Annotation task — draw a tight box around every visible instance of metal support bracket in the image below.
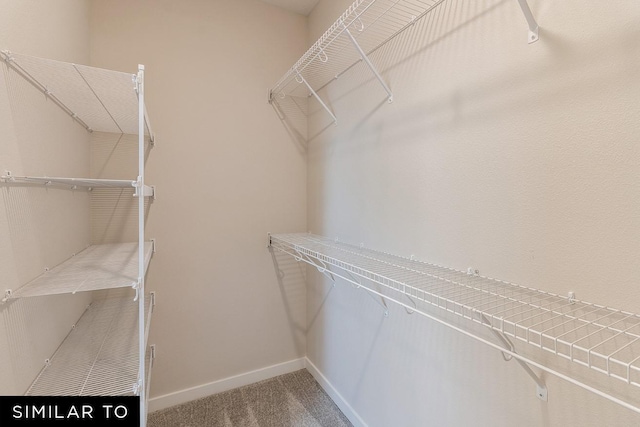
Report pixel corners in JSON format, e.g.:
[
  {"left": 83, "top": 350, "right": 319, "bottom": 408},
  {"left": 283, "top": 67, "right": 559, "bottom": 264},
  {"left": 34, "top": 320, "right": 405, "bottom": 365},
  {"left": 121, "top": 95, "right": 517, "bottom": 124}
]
[
  {"left": 368, "top": 291, "right": 389, "bottom": 317},
  {"left": 294, "top": 70, "right": 338, "bottom": 124},
  {"left": 404, "top": 293, "right": 416, "bottom": 315},
  {"left": 150, "top": 292, "right": 156, "bottom": 315},
  {"left": 343, "top": 270, "right": 389, "bottom": 317},
  {"left": 133, "top": 379, "right": 142, "bottom": 396},
  {"left": 133, "top": 278, "right": 141, "bottom": 302},
  {"left": 342, "top": 21, "right": 393, "bottom": 103},
  {"left": 1, "top": 289, "right": 12, "bottom": 304},
  {"left": 516, "top": 0, "right": 540, "bottom": 43},
  {"left": 479, "top": 312, "right": 547, "bottom": 401},
  {"left": 298, "top": 251, "right": 337, "bottom": 285}
]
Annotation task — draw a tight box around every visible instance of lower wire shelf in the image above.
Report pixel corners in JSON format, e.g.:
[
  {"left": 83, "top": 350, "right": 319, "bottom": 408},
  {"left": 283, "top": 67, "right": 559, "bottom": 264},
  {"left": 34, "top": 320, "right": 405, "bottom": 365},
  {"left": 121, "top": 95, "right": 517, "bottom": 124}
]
[
  {"left": 25, "top": 293, "right": 155, "bottom": 396},
  {"left": 269, "top": 233, "right": 640, "bottom": 413}
]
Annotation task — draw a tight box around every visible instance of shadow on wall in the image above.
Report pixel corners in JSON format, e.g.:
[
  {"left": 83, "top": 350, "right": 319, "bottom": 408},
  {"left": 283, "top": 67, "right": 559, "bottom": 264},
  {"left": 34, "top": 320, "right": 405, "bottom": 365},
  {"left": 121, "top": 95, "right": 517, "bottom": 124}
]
[
  {"left": 330, "top": 0, "right": 640, "bottom": 148},
  {"left": 90, "top": 131, "right": 154, "bottom": 245},
  {"left": 269, "top": 0, "right": 539, "bottom": 145},
  {"left": 269, "top": 248, "right": 307, "bottom": 356}
]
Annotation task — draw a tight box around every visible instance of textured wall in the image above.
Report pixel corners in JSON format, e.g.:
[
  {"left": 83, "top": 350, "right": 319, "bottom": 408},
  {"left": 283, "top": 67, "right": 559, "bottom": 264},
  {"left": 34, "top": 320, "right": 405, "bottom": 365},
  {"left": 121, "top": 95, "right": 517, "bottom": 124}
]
[
  {"left": 0, "top": 0, "right": 92, "bottom": 395},
  {"left": 89, "top": 0, "right": 309, "bottom": 401},
  {"left": 306, "top": 0, "right": 640, "bottom": 425}
]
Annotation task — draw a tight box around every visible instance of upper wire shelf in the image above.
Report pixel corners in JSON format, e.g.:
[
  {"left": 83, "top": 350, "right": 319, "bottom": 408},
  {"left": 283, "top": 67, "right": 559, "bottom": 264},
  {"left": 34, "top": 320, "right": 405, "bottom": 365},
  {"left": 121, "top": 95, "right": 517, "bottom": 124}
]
[
  {"left": 269, "top": 233, "right": 640, "bottom": 413},
  {"left": 0, "top": 50, "right": 154, "bottom": 141},
  {"left": 268, "top": 0, "right": 539, "bottom": 123},
  {"left": 26, "top": 293, "right": 155, "bottom": 396}
]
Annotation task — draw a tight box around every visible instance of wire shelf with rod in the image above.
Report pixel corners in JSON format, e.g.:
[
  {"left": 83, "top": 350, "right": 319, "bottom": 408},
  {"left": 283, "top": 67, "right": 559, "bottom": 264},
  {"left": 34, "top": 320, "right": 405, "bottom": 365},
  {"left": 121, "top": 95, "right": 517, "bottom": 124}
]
[
  {"left": 269, "top": 233, "right": 640, "bottom": 414},
  {"left": 268, "top": 0, "right": 539, "bottom": 123},
  {"left": 26, "top": 293, "right": 155, "bottom": 396}
]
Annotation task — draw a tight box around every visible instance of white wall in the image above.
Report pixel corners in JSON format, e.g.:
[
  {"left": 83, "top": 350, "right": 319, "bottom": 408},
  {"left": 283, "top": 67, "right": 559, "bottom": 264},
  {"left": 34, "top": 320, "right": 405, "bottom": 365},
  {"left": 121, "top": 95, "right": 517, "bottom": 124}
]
[
  {"left": 306, "top": 0, "right": 640, "bottom": 426},
  {"left": 89, "top": 0, "right": 309, "bottom": 400},
  {"left": 0, "top": 0, "right": 92, "bottom": 394}
]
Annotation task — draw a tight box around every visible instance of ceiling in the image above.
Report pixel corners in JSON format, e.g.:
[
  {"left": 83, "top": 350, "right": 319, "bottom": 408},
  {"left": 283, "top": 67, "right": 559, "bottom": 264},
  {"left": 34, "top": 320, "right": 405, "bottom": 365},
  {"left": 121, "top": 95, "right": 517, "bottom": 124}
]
[{"left": 259, "top": 0, "right": 321, "bottom": 16}]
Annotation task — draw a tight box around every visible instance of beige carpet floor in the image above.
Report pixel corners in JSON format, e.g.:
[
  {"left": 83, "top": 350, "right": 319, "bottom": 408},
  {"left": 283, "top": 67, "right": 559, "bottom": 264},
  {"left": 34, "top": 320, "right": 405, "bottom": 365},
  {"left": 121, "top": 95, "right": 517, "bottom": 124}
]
[{"left": 148, "top": 369, "right": 353, "bottom": 427}]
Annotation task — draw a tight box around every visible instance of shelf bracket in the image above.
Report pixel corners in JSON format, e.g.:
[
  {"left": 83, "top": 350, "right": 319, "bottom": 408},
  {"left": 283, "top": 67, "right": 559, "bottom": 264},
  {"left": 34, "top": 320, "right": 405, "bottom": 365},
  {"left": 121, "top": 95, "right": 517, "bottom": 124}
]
[
  {"left": 367, "top": 291, "right": 389, "bottom": 317},
  {"left": 294, "top": 70, "right": 338, "bottom": 124},
  {"left": 516, "top": 0, "right": 540, "bottom": 44},
  {"left": 479, "top": 312, "right": 547, "bottom": 401},
  {"left": 342, "top": 21, "right": 393, "bottom": 103},
  {"left": 403, "top": 293, "right": 416, "bottom": 315},
  {"left": 294, "top": 249, "right": 337, "bottom": 285},
  {"left": 132, "top": 379, "right": 142, "bottom": 396},
  {"left": 133, "top": 278, "right": 141, "bottom": 302},
  {"left": 1, "top": 289, "right": 12, "bottom": 304},
  {"left": 343, "top": 270, "right": 389, "bottom": 317}
]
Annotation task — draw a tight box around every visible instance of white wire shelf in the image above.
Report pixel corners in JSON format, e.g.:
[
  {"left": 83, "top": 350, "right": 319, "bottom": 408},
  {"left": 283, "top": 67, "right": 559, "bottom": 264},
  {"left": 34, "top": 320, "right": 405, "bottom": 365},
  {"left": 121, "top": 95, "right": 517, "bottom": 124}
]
[
  {"left": 0, "top": 50, "right": 154, "bottom": 140},
  {"left": 25, "top": 293, "right": 155, "bottom": 396},
  {"left": 5, "top": 242, "right": 154, "bottom": 300},
  {"left": 1, "top": 173, "right": 155, "bottom": 197},
  {"left": 269, "top": 0, "right": 538, "bottom": 121},
  {"left": 269, "top": 233, "right": 640, "bottom": 412}
]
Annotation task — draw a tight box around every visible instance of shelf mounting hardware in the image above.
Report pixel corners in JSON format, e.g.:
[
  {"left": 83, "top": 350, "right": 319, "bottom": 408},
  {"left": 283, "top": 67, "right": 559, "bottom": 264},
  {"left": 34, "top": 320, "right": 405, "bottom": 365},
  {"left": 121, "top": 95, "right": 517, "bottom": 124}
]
[
  {"left": 516, "top": 0, "right": 540, "bottom": 43},
  {"left": 341, "top": 20, "right": 393, "bottom": 103},
  {"left": 1, "top": 289, "right": 12, "bottom": 304},
  {"left": 469, "top": 267, "right": 547, "bottom": 400},
  {"left": 480, "top": 312, "right": 547, "bottom": 401},
  {"left": 294, "top": 70, "right": 337, "bottom": 124}
]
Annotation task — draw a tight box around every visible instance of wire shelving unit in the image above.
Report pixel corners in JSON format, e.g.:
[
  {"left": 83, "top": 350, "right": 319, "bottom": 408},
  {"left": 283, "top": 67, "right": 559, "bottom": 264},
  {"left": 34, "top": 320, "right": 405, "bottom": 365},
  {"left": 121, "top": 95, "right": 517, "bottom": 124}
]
[
  {"left": 268, "top": 0, "right": 539, "bottom": 124},
  {"left": 269, "top": 233, "right": 640, "bottom": 414},
  {"left": 1, "top": 50, "right": 155, "bottom": 426}
]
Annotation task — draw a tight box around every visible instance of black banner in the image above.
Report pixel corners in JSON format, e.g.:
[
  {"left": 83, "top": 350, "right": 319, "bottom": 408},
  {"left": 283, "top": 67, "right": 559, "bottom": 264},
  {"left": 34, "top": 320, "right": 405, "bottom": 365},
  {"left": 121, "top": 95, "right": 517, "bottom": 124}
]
[{"left": 0, "top": 396, "right": 140, "bottom": 426}]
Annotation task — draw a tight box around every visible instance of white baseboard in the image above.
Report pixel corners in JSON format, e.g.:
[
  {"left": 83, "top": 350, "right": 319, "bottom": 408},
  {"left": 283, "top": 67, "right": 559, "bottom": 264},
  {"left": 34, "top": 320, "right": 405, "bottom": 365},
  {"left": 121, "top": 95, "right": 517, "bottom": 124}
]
[
  {"left": 305, "top": 358, "right": 368, "bottom": 427},
  {"left": 148, "top": 358, "right": 306, "bottom": 412}
]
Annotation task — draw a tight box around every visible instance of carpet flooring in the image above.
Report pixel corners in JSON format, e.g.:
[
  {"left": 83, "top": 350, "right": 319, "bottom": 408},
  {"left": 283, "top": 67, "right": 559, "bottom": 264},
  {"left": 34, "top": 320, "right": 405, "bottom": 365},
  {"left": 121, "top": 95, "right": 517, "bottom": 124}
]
[{"left": 148, "top": 370, "right": 353, "bottom": 427}]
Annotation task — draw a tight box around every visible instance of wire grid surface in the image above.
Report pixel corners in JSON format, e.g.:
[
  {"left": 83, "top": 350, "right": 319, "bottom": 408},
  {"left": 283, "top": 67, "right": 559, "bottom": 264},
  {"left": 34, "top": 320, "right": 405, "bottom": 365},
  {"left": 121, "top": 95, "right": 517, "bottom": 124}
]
[
  {"left": 4, "top": 52, "right": 141, "bottom": 134},
  {"left": 270, "top": 234, "right": 640, "bottom": 387},
  {"left": 26, "top": 294, "right": 152, "bottom": 396},
  {"left": 10, "top": 242, "right": 154, "bottom": 299},
  {"left": 271, "top": 0, "right": 444, "bottom": 101}
]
